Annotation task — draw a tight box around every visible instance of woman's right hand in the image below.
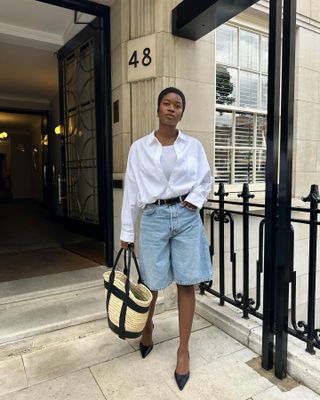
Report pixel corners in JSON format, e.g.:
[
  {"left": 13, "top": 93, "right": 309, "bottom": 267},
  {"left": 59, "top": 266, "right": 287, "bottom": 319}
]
[{"left": 121, "top": 241, "right": 132, "bottom": 249}]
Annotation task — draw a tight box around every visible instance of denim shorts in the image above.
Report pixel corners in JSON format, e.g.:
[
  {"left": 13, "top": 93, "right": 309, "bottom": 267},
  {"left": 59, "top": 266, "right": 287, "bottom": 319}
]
[{"left": 139, "top": 203, "right": 213, "bottom": 291}]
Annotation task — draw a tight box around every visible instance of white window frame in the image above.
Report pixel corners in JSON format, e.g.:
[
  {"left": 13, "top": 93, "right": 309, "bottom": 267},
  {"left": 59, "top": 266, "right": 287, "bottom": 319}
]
[{"left": 214, "top": 23, "right": 268, "bottom": 192}]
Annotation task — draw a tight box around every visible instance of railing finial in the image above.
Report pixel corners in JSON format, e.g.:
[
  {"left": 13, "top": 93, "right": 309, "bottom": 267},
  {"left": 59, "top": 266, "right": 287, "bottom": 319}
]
[
  {"left": 214, "top": 182, "right": 229, "bottom": 197},
  {"left": 238, "top": 183, "right": 255, "bottom": 200},
  {"left": 302, "top": 184, "right": 320, "bottom": 203}
]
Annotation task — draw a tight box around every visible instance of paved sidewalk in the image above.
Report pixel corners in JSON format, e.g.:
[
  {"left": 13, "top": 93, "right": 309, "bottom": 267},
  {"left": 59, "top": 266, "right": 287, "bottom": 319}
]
[{"left": 0, "top": 310, "right": 319, "bottom": 400}]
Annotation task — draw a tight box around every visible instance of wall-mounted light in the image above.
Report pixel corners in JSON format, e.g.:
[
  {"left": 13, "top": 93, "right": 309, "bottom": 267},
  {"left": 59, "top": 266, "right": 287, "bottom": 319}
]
[
  {"left": 0, "top": 132, "right": 8, "bottom": 139},
  {"left": 41, "top": 134, "right": 48, "bottom": 146},
  {"left": 55, "top": 125, "right": 62, "bottom": 135}
]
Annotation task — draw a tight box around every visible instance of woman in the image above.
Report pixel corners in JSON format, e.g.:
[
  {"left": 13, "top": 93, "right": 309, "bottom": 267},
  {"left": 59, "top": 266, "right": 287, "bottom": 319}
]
[{"left": 120, "top": 87, "right": 212, "bottom": 391}]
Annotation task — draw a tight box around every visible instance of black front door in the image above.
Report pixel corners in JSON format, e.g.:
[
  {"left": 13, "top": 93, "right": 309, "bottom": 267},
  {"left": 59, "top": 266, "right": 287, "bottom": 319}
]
[{"left": 58, "top": 17, "right": 107, "bottom": 243}]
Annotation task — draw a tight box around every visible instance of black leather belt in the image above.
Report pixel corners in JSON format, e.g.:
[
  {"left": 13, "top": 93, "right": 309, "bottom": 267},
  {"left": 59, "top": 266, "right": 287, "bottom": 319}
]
[{"left": 152, "top": 194, "right": 188, "bottom": 205}]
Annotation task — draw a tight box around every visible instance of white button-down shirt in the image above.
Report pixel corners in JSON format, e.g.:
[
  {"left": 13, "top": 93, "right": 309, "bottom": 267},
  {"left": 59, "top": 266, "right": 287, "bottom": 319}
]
[{"left": 120, "top": 130, "right": 212, "bottom": 242}]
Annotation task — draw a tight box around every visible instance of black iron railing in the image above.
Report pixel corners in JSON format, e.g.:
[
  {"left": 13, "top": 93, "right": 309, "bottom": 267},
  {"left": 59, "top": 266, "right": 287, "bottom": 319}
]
[{"left": 200, "top": 182, "right": 320, "bottom": 355}]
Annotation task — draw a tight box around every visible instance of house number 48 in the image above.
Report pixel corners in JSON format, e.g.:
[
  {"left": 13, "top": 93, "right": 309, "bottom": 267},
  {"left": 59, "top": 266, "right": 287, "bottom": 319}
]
[{"left": 128, "top": 48, "right": 152, "bottom": 68}]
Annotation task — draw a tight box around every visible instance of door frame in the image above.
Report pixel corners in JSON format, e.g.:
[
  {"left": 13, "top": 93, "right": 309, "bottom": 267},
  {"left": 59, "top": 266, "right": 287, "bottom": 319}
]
[{"left": 37, "top": 0, "right": 114, "bottom": 267}]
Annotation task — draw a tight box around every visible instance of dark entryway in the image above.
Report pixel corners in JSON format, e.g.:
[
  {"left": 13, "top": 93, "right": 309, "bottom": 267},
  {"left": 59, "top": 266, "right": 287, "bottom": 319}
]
[
  {"left": 0, "top": 202, "right": 100, "bottom": 282},
  {"left": 0, "top": 0, "right": 113, "bottom": 284}
]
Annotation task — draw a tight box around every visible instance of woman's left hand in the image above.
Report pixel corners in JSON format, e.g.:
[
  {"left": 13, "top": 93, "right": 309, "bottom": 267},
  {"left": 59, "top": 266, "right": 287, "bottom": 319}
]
[{"left": 181, "top": 200, "right": 197, "bottom": 210}]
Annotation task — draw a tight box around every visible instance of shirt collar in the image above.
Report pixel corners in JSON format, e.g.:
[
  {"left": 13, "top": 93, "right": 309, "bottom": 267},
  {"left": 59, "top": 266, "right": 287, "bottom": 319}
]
[{"left": 146, "top": 130, "right": 187, "bottom": 146}]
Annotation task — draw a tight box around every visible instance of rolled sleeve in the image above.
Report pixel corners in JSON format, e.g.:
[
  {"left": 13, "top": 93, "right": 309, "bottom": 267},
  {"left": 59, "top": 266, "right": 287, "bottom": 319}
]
[
  {"left": 186, "top": 143, "right": 212, "bottom": 209},
  {"left": 185, "top": 192, "right": 206, "bottom": 209}
]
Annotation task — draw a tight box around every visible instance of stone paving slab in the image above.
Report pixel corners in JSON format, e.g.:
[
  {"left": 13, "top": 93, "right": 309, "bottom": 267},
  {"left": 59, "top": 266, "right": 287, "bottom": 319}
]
[
  {"left": 129, "top": 308, "right": 211, "bottom": 350},
  {"left": 91, "top": 332, "right": 208, "bottom": 400},
  {"left": 0, "top": 369, "right": 105, "bottom": 400},
  {"left": 119, "top": 382, "right": 179, "bottom": 399},
  {"left": 252, "top": 385, "right": 320, "bottom": 400},
  {"left": 90, "top": 322, "right": 247, "bottom": 400},
  {"left": 190, "top": 324, "right": 243, "bottom": 363},
  {"left": 0, "top": 357, "right": 27, "bottom": 397},
  {"left": 22, "top": 329, "right": 133, "bottom": 386},
  {"left": 165, "top": 347, "right": 274, "bottom": 400}
]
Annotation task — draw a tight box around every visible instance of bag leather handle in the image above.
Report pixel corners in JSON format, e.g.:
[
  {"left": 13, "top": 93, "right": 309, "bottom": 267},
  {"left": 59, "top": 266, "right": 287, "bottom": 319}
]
[{"left": 106, "top": 245, "right": 143, "bottom": 339}]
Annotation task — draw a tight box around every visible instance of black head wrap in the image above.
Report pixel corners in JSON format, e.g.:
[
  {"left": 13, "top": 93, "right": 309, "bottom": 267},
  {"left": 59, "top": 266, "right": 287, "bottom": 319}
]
[{"left": 157, "top": 87, "right": 186, "bottom": 113}]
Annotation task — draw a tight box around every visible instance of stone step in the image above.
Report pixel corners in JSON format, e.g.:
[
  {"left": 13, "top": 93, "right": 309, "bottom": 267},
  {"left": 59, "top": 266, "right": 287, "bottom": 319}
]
[
  {"left": 0, "top": 284, "right": 107, "bottom": 347},
  {"left": 0, "top": 317, "right": 134, "bottom": 397},
  {"left": 0, "top": 317, "right": 108, "bottom": 359},
  {"left": 0, "top": 275, "right": 168, "bottom": 358},
  {"left": 0, "top": 265, "right": 166, "bottom": 357},
  {"left": 0, "top": 266, "right": 109, "bottom": 358},
  {"left": 0, "top": 266, "right": 106, "bottom": 309}
]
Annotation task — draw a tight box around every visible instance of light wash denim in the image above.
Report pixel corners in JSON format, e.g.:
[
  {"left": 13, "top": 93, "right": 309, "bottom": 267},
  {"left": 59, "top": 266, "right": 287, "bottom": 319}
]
[{"left": 139, "top": 203, "right": 213, "bottom": 291}]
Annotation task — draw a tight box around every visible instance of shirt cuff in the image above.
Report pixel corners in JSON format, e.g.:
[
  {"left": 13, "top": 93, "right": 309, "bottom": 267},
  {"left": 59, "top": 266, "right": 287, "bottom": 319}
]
[
  {"left": 185, "top": 192, "right": 205, "bottom": 209},
  {"left": 120, "top": 230, "right": 135, "bottom": 243}
]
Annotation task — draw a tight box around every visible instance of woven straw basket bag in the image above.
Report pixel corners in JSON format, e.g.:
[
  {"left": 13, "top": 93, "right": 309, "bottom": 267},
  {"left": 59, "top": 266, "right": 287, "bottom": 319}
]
[{"left": 104, "top": 246, "right": 152, "bottom": 339}]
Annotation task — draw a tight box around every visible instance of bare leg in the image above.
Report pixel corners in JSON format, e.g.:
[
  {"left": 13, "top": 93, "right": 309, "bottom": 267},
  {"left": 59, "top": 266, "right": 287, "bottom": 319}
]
[
  {"left": 176, "top": 284, "right": 195, "bottom": 374},
  {"left": 140, "top": 291, "right": 158, "bottom": 346}
]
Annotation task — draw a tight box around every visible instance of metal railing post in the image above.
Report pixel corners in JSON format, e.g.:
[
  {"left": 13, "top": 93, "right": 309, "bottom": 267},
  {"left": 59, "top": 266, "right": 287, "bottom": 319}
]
[
  {"left": 262, "top": 0, "right": 282, "bottom": 371},
  {"left": 274, "top": 0, "right": 297, "bottom": 379},
  {"left": 238, "top": 183, "right": 254, "bottom": 319},
  {"left": 215, "top": 183, "right": 228, "bottom": 306}
]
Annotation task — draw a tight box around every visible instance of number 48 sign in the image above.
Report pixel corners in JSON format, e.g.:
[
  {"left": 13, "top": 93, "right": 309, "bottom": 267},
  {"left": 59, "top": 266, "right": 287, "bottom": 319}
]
[
  {"left": 127, "top": 34, "right": 156, "bottom": 82},
  {"left": 129, "top": 48, "right": 152, "bottom": 68}
]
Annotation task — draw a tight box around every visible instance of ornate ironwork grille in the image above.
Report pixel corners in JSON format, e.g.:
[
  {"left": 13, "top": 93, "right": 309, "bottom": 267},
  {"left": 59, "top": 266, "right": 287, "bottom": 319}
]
[
  {"left": 200, "top": 183, "right": 320, "bottom": 355},
  {"left": 62, "top": 38, "right": 99, "bottom": 225}
]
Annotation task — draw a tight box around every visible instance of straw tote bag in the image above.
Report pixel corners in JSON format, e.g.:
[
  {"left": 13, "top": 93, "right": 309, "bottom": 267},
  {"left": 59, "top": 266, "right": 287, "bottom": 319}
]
[{"left": 103, "top": 245, "right": 152, "bottom": 339}]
